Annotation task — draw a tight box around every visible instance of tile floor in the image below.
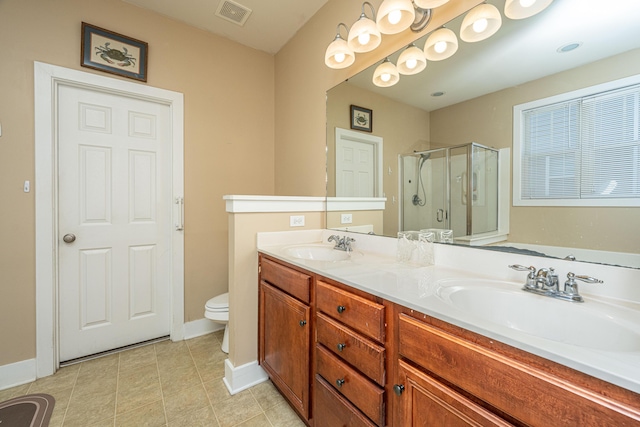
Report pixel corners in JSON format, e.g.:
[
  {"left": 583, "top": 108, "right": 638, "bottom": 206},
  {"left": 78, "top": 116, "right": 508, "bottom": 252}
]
[{"left": 0, "top": 331, "right": 305, "bottom": 427}]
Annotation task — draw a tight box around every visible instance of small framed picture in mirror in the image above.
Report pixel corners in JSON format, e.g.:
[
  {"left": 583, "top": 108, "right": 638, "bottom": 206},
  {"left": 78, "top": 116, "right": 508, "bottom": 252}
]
[{"left": 350, "top": 105, "right": 372, "bottom": 132}]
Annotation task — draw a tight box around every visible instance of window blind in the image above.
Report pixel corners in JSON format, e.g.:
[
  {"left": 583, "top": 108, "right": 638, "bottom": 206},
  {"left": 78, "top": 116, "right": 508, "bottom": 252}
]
[{"left": 520, "top": 84, "right": 640, "bottom": 201}]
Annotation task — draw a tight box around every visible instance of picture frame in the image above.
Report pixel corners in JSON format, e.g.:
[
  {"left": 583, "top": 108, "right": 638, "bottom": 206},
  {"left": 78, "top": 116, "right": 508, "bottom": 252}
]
[
  {"left": 350, "top": 105, "right": 373, "bottom": 132},
  {"left": 81, "top": 22, "right": 148, "bottom": 82}
]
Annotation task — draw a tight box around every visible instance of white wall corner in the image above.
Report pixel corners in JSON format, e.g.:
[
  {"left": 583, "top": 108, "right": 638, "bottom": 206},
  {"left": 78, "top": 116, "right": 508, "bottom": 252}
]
[
  {"left": 223, "top": 359, "right": 268, "bottom": 395},
  {"left": 0, "top": 359, "right": 36, "bottom": 391},
  {"left": 182, "top": 318, "right": 224, "bottom": 341}
]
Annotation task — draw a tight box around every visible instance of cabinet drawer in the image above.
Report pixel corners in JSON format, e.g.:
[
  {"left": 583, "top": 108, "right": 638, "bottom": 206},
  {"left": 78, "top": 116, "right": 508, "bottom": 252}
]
[
  {"left": 398, "top": 313, "right": 640, "bottom": 427},
  {"left": 316, "top": 280, "right": 385, "bottom": 342},
  {"left": 315, "top": 375, "right": 377, "bottom": 427},
  {"left": 261, "top": 257, "right": 311, "bottom": 303},
  {"left": 315, "top": 345, "right": 384, "bottom": 426},
  {"left": 316, "top": 313, "right": 385, "bottom": 385}
]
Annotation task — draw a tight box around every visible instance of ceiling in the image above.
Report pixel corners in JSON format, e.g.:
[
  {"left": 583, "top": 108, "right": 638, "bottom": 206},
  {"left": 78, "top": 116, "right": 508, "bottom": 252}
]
[
  {"left": 123, "top": 0, "right": 329, "bottom": 54},
  {"left": 346, "top": 0, "right": 640, "bottom": 112}
]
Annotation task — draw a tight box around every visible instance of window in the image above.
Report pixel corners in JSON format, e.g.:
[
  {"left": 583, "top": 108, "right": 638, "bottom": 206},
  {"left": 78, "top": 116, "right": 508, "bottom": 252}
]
[{"left": 513, "top": 75, "right": 640, "bottom": 207}]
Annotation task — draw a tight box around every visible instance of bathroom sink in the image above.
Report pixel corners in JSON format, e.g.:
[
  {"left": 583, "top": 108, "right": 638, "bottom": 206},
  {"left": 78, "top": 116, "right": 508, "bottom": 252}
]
[
  {"left": 283, "top": 244, "right": 351, "bottom": 261},
  {"left": 435, "top": 279, "right": 640, "bottom": 352}
]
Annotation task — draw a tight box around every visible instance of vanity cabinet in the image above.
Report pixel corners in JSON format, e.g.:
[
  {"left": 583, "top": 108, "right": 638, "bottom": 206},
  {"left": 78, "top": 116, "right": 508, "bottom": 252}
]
[
  {"left": 259, "top": 256, "right": 313, "bottom": 423},
  {"left": 258, "top": 254, "right": 640, "bottom": 427},
  {"left": 394, "top": 309, "right": 640, "bottom": 427},
  {"left": 314, "top": 279, "right": 386, "bottom": 426}
]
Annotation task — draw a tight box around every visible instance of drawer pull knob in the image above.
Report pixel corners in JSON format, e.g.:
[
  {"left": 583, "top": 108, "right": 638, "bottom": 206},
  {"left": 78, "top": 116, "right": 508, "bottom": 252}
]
[
  {"left": 336, "top": 378, "right": 345, "bottom": 388},
  {"left": 393, "top": 384, "right": 405, "bottom": 396},
  {"left": 337, "top": 343, "right": 346, "bottom": 352},
  {"left": 337, "top": 305, "right": 346, "bottom": 314},
  {"left": 299, "top": 320, "right": 307, "bottom": 327}
]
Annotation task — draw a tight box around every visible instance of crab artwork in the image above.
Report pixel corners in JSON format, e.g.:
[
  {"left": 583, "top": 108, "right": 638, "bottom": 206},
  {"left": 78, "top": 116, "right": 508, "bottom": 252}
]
[
  {"left": 95, "top": 42, "right": 136, "bottom": 67},
  {"left": 355, "top": 113, "right": 368, "bottom": 126}
]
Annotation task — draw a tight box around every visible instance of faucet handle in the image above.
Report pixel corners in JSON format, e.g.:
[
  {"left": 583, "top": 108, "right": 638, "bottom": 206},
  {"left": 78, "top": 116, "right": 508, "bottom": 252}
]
[
  {"left": 509, "top": 264, "right": 537, "bottom": 289},
  {"left": 509, "top": 264, "right": 536, "bottom": 277},
  {"left": 570, "top": 273, "right": 603, "bottom": 285},
  {"left": 563, "top": 272, "right": 603, "bottom": 302}
]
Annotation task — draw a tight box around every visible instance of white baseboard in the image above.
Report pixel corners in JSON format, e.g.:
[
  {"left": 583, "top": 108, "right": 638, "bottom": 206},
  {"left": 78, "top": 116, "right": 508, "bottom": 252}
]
[
  {"left": 0, "top": 358, "right": 36, "bottom": 391},
  {"left": 223, "top": 359, "right": 268, "bottom": 395},
  {"left": 183, "top": 318, "right": 224, "bottom": 340}
]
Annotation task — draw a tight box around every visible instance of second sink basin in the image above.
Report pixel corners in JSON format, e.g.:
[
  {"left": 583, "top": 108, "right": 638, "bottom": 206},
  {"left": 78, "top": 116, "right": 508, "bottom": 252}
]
[
  {"left": 435, "top": 279, "right": 640, "bottom": 352},
  {"left": 284, "top": 244, "right": 350, "bottom": 261}
]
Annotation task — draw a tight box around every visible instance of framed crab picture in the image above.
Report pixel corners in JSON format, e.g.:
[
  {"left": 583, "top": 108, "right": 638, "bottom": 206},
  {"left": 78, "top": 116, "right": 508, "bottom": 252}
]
[
  {"left": 350, "top": 105, "right": 373, "bottom": 132},
  {"left": 81, "top": 23, "right": 148, "bottom": 82}
]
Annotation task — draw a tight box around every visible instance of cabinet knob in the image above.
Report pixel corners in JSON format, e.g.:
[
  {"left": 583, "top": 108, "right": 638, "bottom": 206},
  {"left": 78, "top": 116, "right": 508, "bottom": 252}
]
[
  {"left": 336, "top": 378, "right": 345, "bottom": 388},
  {"left": 393, "top": 384, "right": 405, "bottom": 396},
  {"left": 337, "top": 305, "right": 346, "bottom": 314},
  {"left": 337, "top": 343, "right": 346, "bottom": 352},
  {"left": 299, "top": 320, "right": 307, "bottom": 327}
]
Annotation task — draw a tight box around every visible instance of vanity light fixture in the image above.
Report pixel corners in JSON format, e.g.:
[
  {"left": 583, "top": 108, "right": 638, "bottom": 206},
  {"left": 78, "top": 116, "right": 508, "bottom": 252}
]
[
  {"left": 348, "top": 2, "right": 382, "bottom": 53},
  {"left": 413, "top": 0, "right": 450, "bottom": 8},
  {"left": 397, "top": 44, "right": 427, "bottom": 75},
  {"left": 504, "top": 0, "right": 553, "bottom": 20},
  {"left": 424, "top": 27, "right": 458, "bottom": 61},
  {"left": 373, "top": 58, "right": 400, "bottom": 87},
  {"left": 325, "top": 23, "right": 356, "bottom": 69},
  {"left": 376, "top": 0, "right": 415, "bottom": 34},
  {"left": 460, "top": 3, "right": 502, "bottom": 43}
]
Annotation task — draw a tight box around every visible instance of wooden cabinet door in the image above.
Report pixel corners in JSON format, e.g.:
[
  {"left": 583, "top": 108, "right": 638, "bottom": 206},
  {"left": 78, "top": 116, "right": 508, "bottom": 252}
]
[
  {"left": 260, "top": 282, "right": 311, "bottom": 419},
  {"left": 395, "top": 360, "right": 514, "bottom": 427}
]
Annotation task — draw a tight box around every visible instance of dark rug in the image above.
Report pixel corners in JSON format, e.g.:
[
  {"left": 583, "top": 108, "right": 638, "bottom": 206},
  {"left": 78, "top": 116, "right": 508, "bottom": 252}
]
[{"left": 0, "top": 394, "right": 55, "bottom": 427}]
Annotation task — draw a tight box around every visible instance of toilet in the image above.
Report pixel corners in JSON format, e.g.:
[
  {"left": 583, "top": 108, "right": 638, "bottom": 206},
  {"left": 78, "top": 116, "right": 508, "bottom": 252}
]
[{"left": 204, "top": 292, "right": 229, "bottom": 353}]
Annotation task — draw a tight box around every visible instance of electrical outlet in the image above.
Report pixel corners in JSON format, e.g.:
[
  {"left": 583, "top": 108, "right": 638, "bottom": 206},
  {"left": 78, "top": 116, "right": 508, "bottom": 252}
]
[
  {"left": 341, "top": 213, "right": 353, "bottom": 224},
  {"left": 290, "top": 215, "right": 305, "bottom": 227}
]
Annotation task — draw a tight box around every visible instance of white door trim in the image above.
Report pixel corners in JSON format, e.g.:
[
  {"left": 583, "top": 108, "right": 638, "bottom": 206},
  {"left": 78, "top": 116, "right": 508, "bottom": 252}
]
[{"left": 34, "top": 62, "right": 184, "bottom": 378}]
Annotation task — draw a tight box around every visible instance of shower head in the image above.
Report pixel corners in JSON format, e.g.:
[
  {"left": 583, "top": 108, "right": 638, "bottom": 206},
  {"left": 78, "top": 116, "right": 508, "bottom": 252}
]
[{"left": 420, "top": 152, "right": 431, "bottom": 160}]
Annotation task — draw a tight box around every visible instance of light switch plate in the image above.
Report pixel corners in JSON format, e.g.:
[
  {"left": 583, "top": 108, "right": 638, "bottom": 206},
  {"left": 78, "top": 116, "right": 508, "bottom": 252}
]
[{"left": 290, "top": 215, "right": 305, "bottom": 227}]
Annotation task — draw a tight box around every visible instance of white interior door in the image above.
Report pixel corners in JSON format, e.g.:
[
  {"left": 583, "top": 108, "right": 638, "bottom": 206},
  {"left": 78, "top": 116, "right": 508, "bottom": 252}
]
[
  {"left": 335, "top": 128, "right": 383, "bottom": 197},
  {"left": 58, "top": 84, "right": 172, "bottom": 361}
]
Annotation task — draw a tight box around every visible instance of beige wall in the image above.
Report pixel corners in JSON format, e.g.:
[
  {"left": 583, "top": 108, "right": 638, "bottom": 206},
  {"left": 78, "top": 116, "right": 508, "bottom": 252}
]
[
  {"left": 430, "top": 49, "right": 640, "bottom": 252},
  {"left": 327, "top": 83, "right": 430, "bottom": 235},
  {"left": 273, "top": 0, "right": 483, "bottom": 197},
  {"left": 0, "top": 0, "right": 484, "bottom": 371},
  {"left": 228, "top": 212, "right": 324, "bottom": 367},
  {"left": 0, "top": 0, "right": 274, "bottom": 367}
]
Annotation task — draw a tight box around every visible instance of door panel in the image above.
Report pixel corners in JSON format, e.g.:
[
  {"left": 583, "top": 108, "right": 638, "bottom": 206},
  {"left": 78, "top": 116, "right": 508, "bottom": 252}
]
[{"left": 58, "top": 85, "right": 171, "bottom": 361}]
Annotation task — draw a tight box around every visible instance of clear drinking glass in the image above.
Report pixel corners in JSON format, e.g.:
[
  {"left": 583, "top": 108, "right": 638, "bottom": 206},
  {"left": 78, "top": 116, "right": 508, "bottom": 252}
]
[
  {"left": 397, "top": 231, "right": 419, "bottom": 262},
  {"left": 438, "top": 229, "right": 454, "bottom": 243},
  {"left": 418, "top": 230, "right": 435, "bottom": 265}
]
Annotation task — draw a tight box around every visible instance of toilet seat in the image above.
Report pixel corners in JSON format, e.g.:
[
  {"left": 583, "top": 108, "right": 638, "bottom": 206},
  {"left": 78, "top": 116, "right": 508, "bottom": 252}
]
[{"left": 205, "top": 292, "right": 229, "bottom": 312}]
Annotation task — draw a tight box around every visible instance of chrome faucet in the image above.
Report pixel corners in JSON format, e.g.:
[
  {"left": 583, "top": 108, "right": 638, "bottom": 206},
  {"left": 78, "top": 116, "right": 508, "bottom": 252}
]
[
  {"left": 509, "top": 264, "right": 602, "bottom": 302},
  {"left": 534, "top": 267, "right": 559, "bottom": 293},
  {"left": 328, "top": 235, "right": 355, "bottom": 252}
]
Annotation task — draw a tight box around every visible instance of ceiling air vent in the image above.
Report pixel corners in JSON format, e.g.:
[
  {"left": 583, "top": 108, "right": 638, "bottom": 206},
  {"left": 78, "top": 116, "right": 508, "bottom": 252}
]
[{"left": 215, "top": 0, "right": 252, "bottom": 26}]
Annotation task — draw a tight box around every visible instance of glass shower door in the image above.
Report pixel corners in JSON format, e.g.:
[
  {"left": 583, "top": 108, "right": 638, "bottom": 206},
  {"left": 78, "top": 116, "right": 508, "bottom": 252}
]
[{"left": 401, "top": 149, "right": 449, "bottom": 231}]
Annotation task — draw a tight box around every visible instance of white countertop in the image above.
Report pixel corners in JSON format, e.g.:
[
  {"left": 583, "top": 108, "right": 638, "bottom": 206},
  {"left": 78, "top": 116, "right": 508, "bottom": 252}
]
[{"left": 257, "top": 230, "right": 640, "bottom": 395}]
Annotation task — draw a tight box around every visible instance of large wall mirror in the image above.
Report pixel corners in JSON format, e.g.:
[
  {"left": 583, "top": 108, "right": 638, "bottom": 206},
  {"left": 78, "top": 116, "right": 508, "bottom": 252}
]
[{"left": 326, "top": 0, "right": 640, "bottom": 269}]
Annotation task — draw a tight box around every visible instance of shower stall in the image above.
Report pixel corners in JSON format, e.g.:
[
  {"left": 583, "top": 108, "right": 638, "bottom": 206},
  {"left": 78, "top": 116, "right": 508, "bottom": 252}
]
[{"left": 400, "top": 143, "right": 499, "bottom": 239}]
